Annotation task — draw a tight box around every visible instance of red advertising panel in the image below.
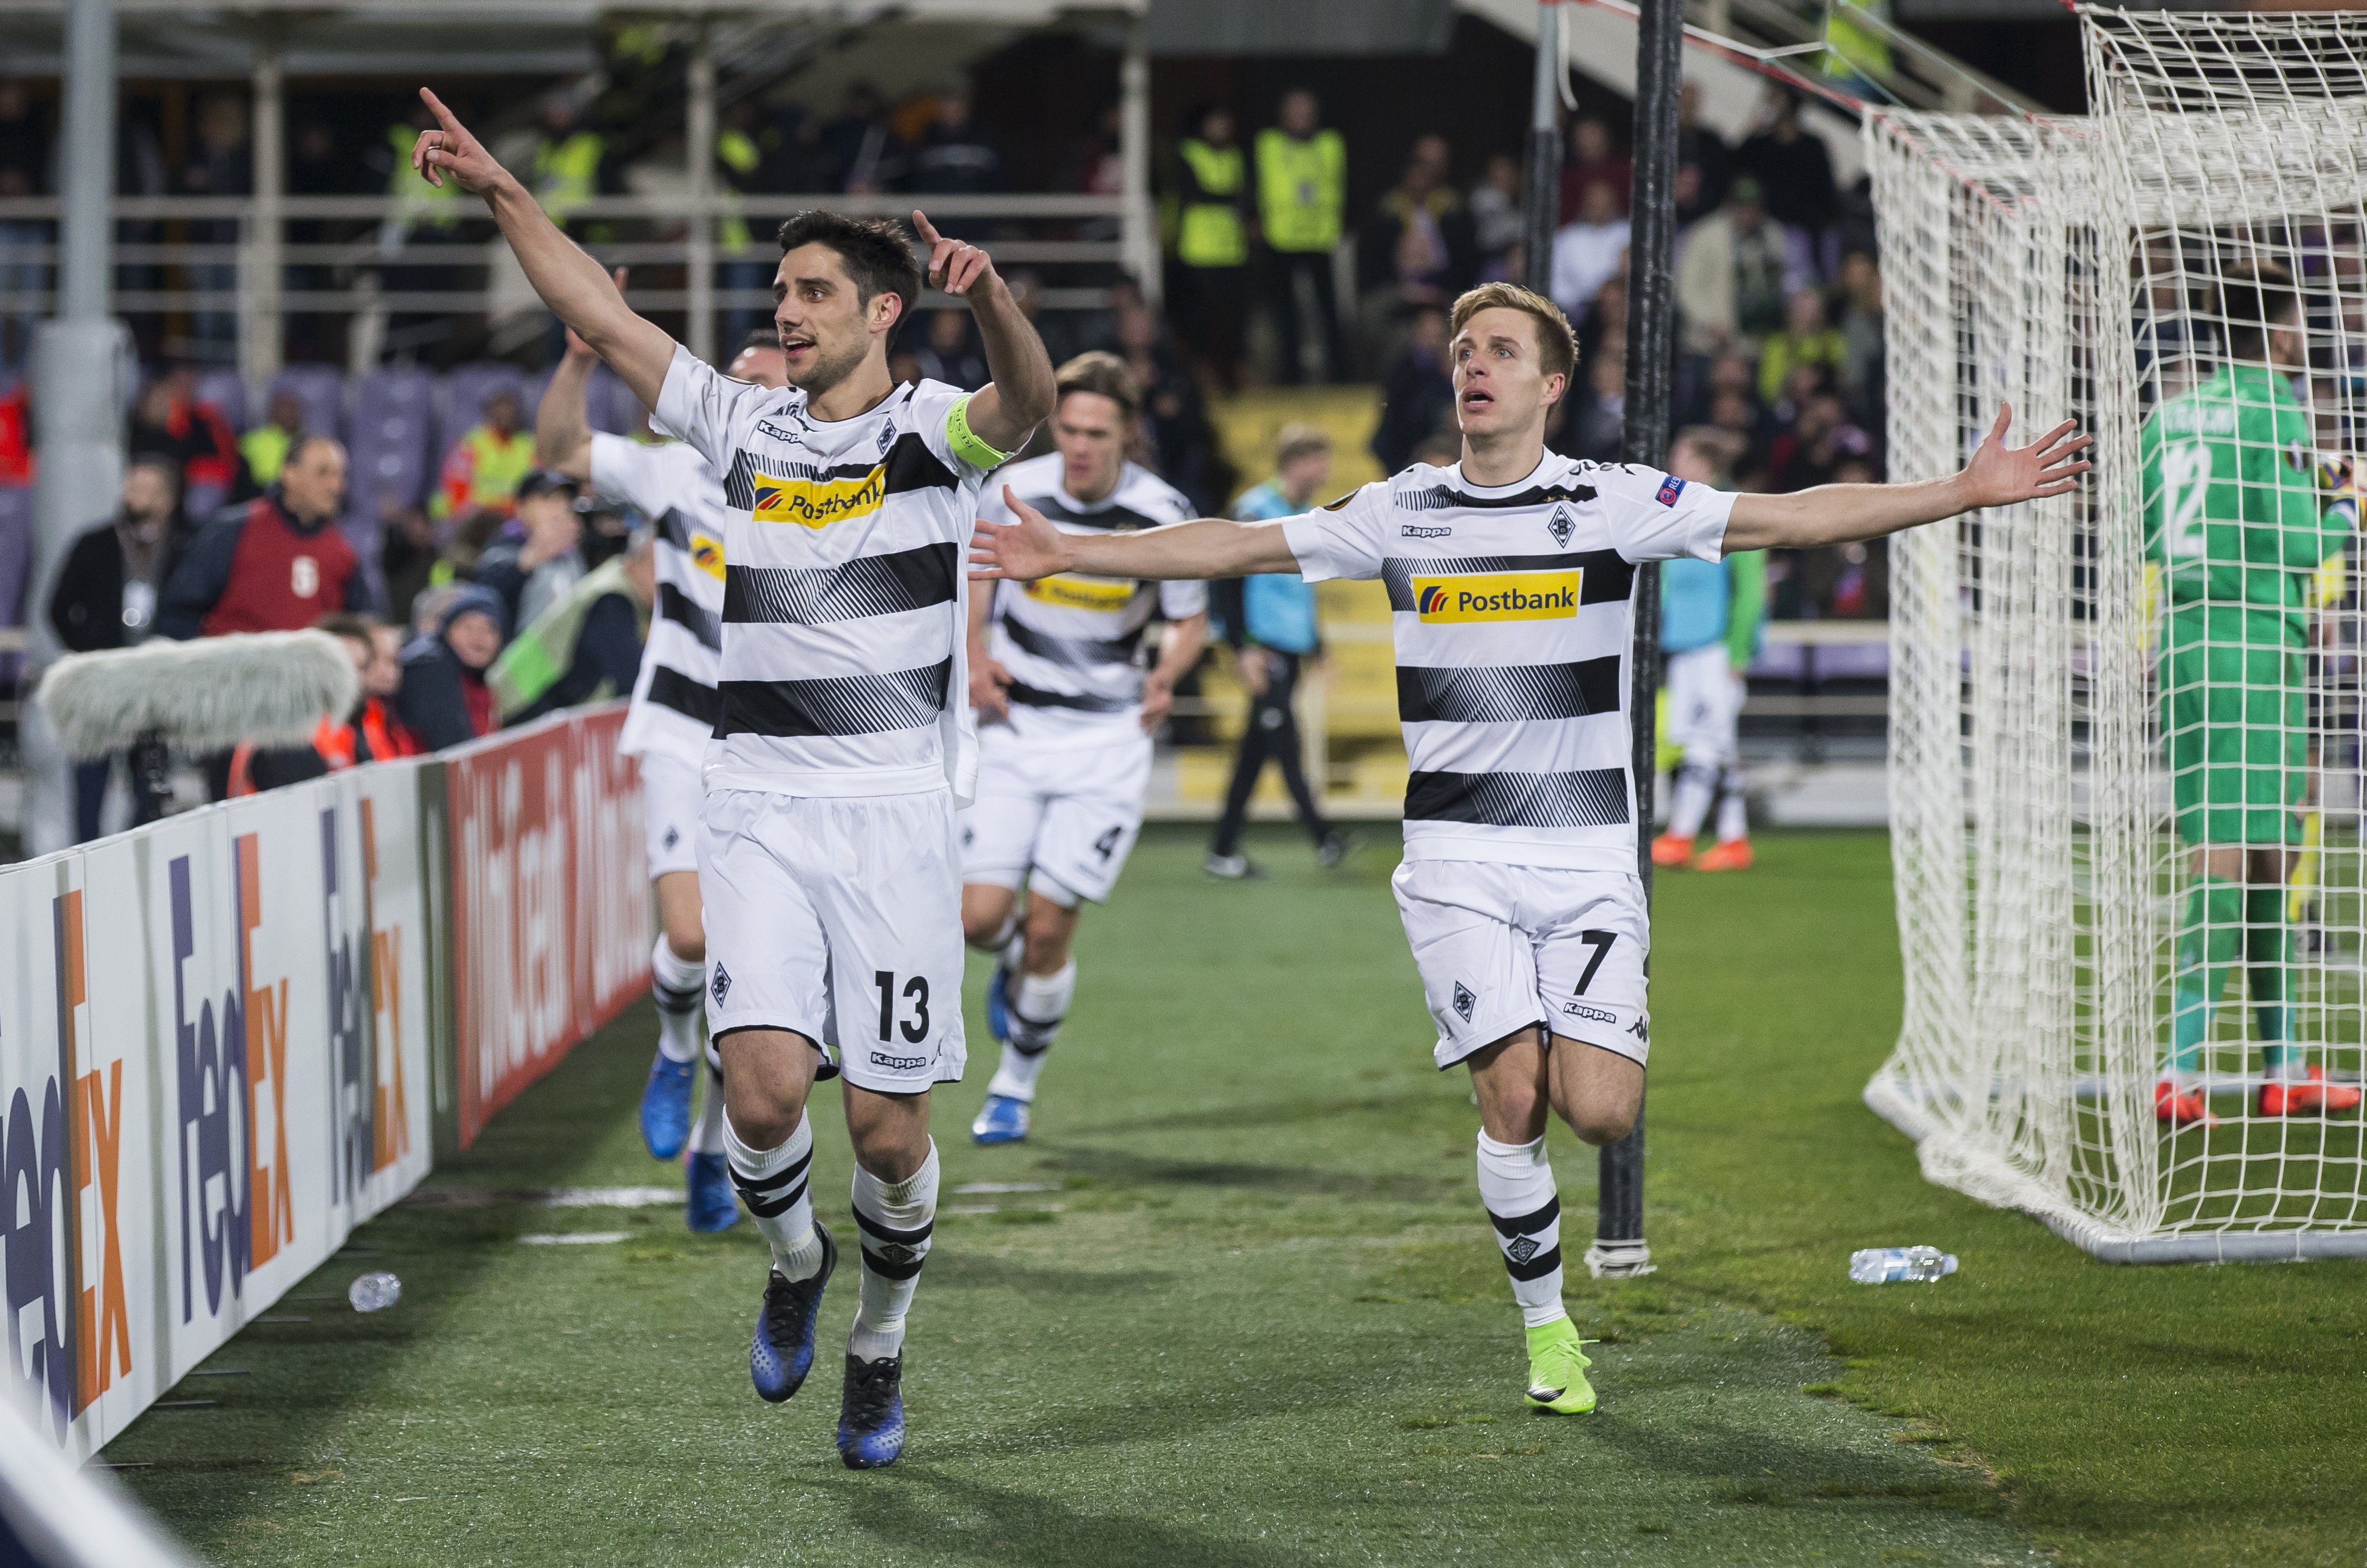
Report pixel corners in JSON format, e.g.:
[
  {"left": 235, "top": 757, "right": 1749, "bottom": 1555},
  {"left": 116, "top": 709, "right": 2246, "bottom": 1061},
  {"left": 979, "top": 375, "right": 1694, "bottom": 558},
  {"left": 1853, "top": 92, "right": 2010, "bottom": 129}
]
[{"left": 446, "top": 707, "right": 650, "bottom": 1147}]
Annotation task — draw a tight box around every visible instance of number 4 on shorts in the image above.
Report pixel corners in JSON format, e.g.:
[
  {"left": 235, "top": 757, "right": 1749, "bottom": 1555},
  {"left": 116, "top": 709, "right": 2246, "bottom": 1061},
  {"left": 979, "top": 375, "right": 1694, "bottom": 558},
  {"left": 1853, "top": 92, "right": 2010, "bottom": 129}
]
[{"left": 1093, "top": 825, "right": 1123, "bottom": 861}]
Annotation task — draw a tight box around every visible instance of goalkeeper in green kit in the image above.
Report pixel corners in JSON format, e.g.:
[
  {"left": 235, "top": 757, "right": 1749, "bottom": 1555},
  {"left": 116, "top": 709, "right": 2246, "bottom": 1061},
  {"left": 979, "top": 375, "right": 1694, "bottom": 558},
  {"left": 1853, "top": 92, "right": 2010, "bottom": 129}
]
[{"left": 2143, "top": 267, "right": 2359, "bottom": 1125}]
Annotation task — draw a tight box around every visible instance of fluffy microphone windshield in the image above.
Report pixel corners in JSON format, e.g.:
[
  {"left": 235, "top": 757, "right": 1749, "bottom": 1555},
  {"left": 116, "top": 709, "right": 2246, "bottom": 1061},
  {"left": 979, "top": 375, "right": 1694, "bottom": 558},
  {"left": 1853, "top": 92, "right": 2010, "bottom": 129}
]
[{"left": 36, "top": 629, "right": 361, "bottom": 761}]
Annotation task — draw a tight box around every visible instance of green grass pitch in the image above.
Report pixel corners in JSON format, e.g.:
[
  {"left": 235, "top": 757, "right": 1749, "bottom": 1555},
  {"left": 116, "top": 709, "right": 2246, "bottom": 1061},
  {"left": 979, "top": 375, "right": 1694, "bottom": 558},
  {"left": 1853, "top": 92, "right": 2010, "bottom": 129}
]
[{"left": 110, "top": 828, "right": 2366, "bottom": 1566}]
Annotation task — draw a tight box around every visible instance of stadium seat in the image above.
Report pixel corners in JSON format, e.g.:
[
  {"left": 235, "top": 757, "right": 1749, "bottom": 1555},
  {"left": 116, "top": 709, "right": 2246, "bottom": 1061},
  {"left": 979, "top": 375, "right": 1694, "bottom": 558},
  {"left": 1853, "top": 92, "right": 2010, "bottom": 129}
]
[
  {"left": 193, "top": 366, "right": 247, "bottom": 432},
  {"left": 269, "top": 364, "right": 348, "bottom": 445},
  {"left": 348, "top": 365, "right": 435, "bottom": 520},
  {"left": 590, "top": 364, "right": 642, "bottom": 435}
]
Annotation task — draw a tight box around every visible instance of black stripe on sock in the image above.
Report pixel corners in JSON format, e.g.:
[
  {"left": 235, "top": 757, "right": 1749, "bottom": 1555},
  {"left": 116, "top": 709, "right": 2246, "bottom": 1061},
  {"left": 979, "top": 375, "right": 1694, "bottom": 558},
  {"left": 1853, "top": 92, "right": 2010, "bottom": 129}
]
[
  {"left": 731, "top": 1145, "right": 813, "bottom": 1195},
  {"left": 857, "top": 1246, "right": 927, "bottom": 1281},
  {"left": 1486, "top": 1195, "right": 1560, "bottom": 1239},
  {"left": 1504, "top": 1243, "right": 1564, "bottom": 1282},
  {"left": 740, "top": 1177, "right": 809, "bottom": 1219},
  {"left": 654, "top": 979, "right": 704, "bottom": 1013},
  {"left": 852, "top": 1206, "right": 936, "bottom": 1248}
]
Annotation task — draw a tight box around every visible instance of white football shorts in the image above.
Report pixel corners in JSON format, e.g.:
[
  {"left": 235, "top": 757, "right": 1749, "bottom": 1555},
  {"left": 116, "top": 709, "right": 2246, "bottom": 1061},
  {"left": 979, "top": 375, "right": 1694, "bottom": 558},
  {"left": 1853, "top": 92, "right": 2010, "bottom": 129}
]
[
  {"left": 958, "top": 726, "right": 1151, "bottom": 908},
  {"left": 1663, "top": 643, "right": 1743, "bottom": 770},
  {"left": 699, "top": 787, "right": 968, "bottom": 1095},
  {"left": 638, "top": 750, "right": 704, "bottom": 880},
  {"left": 1391, "top": 860, "right": 1652, "bottom": 1070}
]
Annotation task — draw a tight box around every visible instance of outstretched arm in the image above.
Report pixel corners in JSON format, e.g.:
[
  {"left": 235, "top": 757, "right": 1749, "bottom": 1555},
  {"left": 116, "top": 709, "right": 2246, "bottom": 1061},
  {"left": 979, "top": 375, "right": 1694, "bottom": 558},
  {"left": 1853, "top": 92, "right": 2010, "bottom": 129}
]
[
  {"left": 912, "top": 211, "right": 1055, "bottom": 453},
  {"left": 971, "top": 487, "right": 1299, "bottom": 583},
  {"left": 411, "top": 89, "right": 675, "bottom": 409},
  {"left": 1722, "top": 404, "right": 2091, "bottom": 552},
  {"left": 535, "top": 310, "right": 612, "bottom": 481}
]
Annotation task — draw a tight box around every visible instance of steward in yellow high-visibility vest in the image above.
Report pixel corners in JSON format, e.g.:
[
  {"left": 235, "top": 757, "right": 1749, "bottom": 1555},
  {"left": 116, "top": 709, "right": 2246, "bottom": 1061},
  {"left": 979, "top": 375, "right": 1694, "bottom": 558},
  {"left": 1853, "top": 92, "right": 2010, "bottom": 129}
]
[
  {"left": 1176, "top": 135, "right": 1248, "bottom": 269},
  {"left": 533, "top": 99, "right": 606, "bottom": 232},
  {"left": 1822, "top": 0, "right": 1894, "bottom": 91},
  {"left": 717, "top": 125, "right": 762, "bottom": 252},
  {"left": 1254, "top": 123, "right": 1345, "bottom": 255}
]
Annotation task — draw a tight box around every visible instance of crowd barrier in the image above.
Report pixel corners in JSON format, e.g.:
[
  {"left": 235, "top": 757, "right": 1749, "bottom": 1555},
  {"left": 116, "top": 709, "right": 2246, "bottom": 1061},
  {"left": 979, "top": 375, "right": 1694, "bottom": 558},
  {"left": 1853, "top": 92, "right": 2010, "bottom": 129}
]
[{"left": 0, "top": 703, "right": 649, "bottom": 1461}]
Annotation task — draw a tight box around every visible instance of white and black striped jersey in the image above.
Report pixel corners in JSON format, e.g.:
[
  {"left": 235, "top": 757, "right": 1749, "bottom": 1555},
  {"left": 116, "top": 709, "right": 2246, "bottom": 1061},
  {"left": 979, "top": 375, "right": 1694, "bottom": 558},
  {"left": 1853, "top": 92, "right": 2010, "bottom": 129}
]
[
  {"left": 1284, "top": 452, "right": 1734, "bottom": 872},
  {"left": 655, "top": 346, "right": 998, "bottom": 800},
  {"left": 978, "top": 454, "right": 1207, "bottom": 749},
  {"left": 592, "top": 434, "right": 726, "bottom": 769}
]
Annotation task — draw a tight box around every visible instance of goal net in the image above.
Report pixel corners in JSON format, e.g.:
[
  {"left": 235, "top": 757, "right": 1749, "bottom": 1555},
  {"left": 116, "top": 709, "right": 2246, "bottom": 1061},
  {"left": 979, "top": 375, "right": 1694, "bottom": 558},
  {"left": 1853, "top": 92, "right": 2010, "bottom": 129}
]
[{"left": 1866, "top": 7, "right": 2367, "bottom": 1262}]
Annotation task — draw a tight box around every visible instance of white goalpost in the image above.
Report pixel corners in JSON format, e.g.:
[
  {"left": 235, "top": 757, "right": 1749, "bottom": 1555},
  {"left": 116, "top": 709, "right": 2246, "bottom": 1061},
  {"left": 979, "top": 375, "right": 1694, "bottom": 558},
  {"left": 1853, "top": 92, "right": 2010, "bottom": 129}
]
[{"left": 1866, "top": 8, "right": 2367, "bottom": 1261}]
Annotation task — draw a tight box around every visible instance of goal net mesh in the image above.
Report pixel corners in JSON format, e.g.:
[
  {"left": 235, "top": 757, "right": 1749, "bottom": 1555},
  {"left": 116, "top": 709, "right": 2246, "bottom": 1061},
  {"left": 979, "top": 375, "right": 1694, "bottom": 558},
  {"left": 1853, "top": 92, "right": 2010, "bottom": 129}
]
[{"left": 1865, "top": 7, "right": 2367, "bottom": 1261}]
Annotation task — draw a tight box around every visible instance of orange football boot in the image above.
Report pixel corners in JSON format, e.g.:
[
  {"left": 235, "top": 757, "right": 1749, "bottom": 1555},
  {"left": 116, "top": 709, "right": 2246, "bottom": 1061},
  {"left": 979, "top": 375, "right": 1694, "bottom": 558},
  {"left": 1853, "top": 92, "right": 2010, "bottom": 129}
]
[
  {"left": 2260, "top": 1065, "right": 2363, "bottom": 1117},
  {"left": 1694, "top": 838, "right": 1755, "bottom": 872},
  {"left": 2155, "top": 1080, "right": 2215, "bottom": 1127},
  {"left": 1651, "top": 832, "right": 1694, "bottom": 868}
]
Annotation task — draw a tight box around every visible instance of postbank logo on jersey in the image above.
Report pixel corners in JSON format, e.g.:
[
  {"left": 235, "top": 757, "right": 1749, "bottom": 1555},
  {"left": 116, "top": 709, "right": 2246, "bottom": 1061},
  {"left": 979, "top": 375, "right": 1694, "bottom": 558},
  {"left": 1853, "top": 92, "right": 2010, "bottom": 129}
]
[
  {"left": 1411, "top": 569, "right": 1580, "bottom": 624},
  {"left": 1025, "top": 574, "right": 1137, "bottom": 612},
  {"left": 752, "top": 465, "right": 886, "bottom": 528},
  {"left": 689, "top": 532, "right": 726, "bottom": 583}
]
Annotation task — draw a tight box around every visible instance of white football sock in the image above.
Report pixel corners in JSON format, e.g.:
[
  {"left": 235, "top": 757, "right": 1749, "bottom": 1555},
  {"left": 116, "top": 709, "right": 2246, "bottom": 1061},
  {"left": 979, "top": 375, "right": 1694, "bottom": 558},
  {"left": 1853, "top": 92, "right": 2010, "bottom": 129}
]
[
  {"left": 1477, "top": 1131, "right": 1567, "bottom": 1329},
  {"left": 849, "top": 1143, "right": 939, "bottom": 1363},
  {"left": 692, "top": 1057, "right": 728, "bottom": 1156},
  {"left": 1715, "top": 774, "right": 1749, "bottom": 844},
  {"left": 725, "top": 1112, "right": 823, "bottom": 1280},
  {"left": 1668, "top": 765, "right": 1714, "bottom": 840},
  {"left": 650, "top": 935, "right": 705, "bottom": 1064},
  {"left": 975, "top": 905, "right": 1020, "bottom": 953},
  {"left": 990, "top": 961, "right": 1074, "bottom": 1099}
]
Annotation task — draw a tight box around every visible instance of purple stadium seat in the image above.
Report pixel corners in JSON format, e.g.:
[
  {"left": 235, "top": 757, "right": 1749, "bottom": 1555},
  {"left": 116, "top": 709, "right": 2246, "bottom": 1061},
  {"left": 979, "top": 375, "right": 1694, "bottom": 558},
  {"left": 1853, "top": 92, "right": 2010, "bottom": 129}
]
[
  {"left": 590, "top": 364, "right": 645, "bottom": 435},
  {"left": 436, "top": 363, "right": 532, "bottom": 465},
  {"left": 269, "top": 364, "right": 346, "bottom": 445},
  {"left": 193, "top": 367, "right": 247, "bottom": 433},
  {"left": 348, "top": 365, "right": 435, "bottom": 523}
]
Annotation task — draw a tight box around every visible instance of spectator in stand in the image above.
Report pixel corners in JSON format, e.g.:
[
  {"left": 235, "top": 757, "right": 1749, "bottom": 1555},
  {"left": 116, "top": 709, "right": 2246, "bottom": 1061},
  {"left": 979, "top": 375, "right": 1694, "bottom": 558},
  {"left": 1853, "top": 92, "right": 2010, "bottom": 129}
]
[
  {"left": 1675, "top": 174, "right": 1811, "bottom": 353},
  {"left": 1579, "top": 273, "right": 1630, "bottom": 375},
  {"left": 903, "top": 84, "right": 1001, "bottom": 209},
  {"left": 1116, "top": 299, "right": 1229, "bottom": 513},
  {"left": 396, "top": 582, "right": 505, "bottom": 750},
  {"left": 529, "top": 93, "right": 607, "bottom": 237},
  {"left": 1675, "top": 82, "right": 1730, "bottom": 224},
  {"left": 0, "top": 81, "right": 49, "bottom": 368},
  {"left": 177, "top": 94, "right": 251, "bottom": 351},
  {"left": 1362, "top": 134, "right": 1473, "bottom": 303},
  {"left": 1766, "top": 387, "right": 1869, "bottom": 492},
  {"left": 1736, "top": 93, "right": 1835, "bottom": 244},
  {"left": 1757, "top": 287, "right": 1849, "bottom": 405},
  {"left": 473, "top": 469, "right": 584, "bottom": 631},
  {"left": 1256, "top": 88, "right": 1347, "bottom": 384},
  {"left": 494, "top": 527, "right": 653, "bottom": 726},
  {"left": 1709, "top": 384, "right": 1768, "bottom": 473},
  {"left": 377, "top": 504, "right": 440, "bottom": 639},
  {"left": 1550, "top": 182, "right": 1628, "bottom": 324},
  {"left": 0, "top": 379, "right": 31, "bottom": 486},
  {"left": 1469, "top": 152, "right": 1525, "bottom": 280},
  {"left": 822, "top": 82, "right": 903, "bottom": 194},
  {"left": 157, "top": 434, "right": 365, "bottom": 640},
  {"left": 49, "top": 456, "right": 185, "bottom": 839},
  {"left": 912, "top": 309, "right": 987, "bottom": 390},
  {"left": 1836, "top": 249, "right": 1885, "bottom": 419},
  {"left": 129, "top": 365, "right": 240, "bottom": 506},
  {"left": 235, "top": 389, "right": 308, "bottom": 501},
  {"left": 1171, "top": 104, "right": 1252, "bottom": 392},
  {"left": 1558, "top": 116, "right": 1629, "bottom": 224},
  {"left": 1370, "top": 304, "right": 1455, "bottom": 474},
  {"left": 310, "top": 612, "right": 419, "bottom": 766},
  {"left": 432, "top": 389, "right": 533, "bottom": 521},
  {"left": 1563, "top": 354, "right": 1628, "bottom": 463}
]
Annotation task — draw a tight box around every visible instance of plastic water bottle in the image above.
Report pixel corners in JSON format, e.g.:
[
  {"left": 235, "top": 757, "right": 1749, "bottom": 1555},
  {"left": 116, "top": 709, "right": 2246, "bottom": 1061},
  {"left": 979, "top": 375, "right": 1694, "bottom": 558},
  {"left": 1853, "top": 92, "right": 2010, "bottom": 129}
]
[
  {"left": 348, "top": 1271, "right": 402, "bottom": 1312},
  {"left": 1848, "top": 1246, "right": 1957, "bottom": 1284}
]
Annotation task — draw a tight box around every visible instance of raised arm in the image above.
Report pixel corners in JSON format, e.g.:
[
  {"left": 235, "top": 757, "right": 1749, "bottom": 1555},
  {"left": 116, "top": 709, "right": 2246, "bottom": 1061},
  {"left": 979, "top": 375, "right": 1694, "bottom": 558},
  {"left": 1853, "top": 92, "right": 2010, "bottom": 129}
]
[
  {"left": 535, "top": 316, "right": 608, "bottom": 482},
  {"left": 1722, "top": 404, "right": 2091, "bottom": 552},
  {"left": 971, "top": 488, "right": 1299, "bottom": 584},
  {"left": 912, "top": 211, "right": 1055, "bottom": 454},
  {"left": 411, "top": 90, "right": 675, "bottom": 409}
]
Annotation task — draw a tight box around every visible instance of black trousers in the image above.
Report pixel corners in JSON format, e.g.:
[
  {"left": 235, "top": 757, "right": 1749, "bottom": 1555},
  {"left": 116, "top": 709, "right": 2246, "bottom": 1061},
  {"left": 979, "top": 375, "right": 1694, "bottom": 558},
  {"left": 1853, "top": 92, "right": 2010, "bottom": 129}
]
[
  {"left": 74, "top": 737, "right": 170, "bottom": 844},
  {"left": 1212, "top": 651, "right": 1332, "bottom": 856},
  {"left": 1267, "top": 249, "right": 1343, "bottom": 384}
]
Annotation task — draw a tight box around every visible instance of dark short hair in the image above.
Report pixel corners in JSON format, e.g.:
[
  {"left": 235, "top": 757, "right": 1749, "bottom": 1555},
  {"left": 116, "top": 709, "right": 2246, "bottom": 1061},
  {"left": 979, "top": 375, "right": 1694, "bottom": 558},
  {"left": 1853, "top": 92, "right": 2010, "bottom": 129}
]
[
  {"left": 777, "top": 211, "right": 925, "bottom": 337},
  {"left": 314, "top": 610, "right": 382, "bottom": 643},
  {"left": 2219, "top": 264, "right": 2303, "bottom": 358},
  {"left": 1054, "top": 350, "right": 1140, "bottom": 419},
  {"left": 739, "top": 326, "right": 784, "bottom": 356},
  {"left": 126, "top": 450, "right": 182, "bottom": 489}
]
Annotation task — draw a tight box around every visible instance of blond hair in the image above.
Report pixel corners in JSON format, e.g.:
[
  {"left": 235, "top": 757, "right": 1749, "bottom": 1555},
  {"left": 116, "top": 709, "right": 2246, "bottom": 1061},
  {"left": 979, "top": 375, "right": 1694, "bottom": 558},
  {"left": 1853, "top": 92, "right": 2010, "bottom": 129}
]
[
  {"left": 1054, "top": 350, "right": 1141, "bottom": 419},
  {"left": 1274, "top": 422, "right": 1331, "bottom": 468},
  {"left": 1449, "top": 282, "right": 1579, "bottom": 384}
]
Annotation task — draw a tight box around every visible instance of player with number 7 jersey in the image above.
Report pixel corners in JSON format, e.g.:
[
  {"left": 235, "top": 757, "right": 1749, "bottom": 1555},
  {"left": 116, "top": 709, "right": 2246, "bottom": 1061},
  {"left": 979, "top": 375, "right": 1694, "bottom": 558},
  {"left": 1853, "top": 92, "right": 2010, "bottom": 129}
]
[{"left": 971, "top": 279, "right": 2088, "bottom": 1416}]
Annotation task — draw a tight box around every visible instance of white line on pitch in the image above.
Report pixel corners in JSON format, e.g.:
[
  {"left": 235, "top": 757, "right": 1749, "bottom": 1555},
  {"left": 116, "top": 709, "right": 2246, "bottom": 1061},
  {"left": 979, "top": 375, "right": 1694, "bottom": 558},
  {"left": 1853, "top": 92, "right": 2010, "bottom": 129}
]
[
  {"left": 952, "top": 1182, "right": 1060, "bottom": 1194},
  {"left": 517, "top": 1232, "right": 631, "bottom": 1245}
]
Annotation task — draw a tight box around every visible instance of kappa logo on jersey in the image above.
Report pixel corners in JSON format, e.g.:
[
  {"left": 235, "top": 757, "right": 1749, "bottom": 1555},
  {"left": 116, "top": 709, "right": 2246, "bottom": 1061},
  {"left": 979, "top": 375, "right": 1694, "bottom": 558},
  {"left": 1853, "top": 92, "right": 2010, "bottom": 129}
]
[
  {"left": 1564, "top": 1001, "right": 1617, "bottom": 1025},
  {"left": 1025, "top": 574, "right": 1138, "bottom": 612},
  {"left": 689, "top": 533, "right": 726, "bottom": 583},
  {"left": 1656, "top": 475, "right": 1686, "bottom": 507},
  {"left": 1452, "top": 981, "right": 1477, "bottom": 1022},
  {"left": 752, "top": 465, "right": 886, "bottom": 527},
  {"left": 1400, "top": 524, "right": 1452, "bottom": 539},
  {"left": 1628, "top": 1016, "right": 1649, "bottom": 1044},
  {"left": 1412, "top": 570, "right": 1581, "bottom": 624},
  {"left": 1545, "top": 506, "right": 1574, "bottom": 547},
  {"left": 756, "top": 412, "right": 810, "bottom": 444}
]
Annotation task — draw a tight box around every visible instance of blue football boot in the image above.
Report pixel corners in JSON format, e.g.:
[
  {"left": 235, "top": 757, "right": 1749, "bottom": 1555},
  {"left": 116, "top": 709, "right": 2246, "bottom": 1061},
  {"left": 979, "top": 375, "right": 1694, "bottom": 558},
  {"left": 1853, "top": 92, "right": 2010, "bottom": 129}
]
[
  {"left": 970, "top": 1093, "right": 1030, "bottom": 1146},
  {"left": 837, "top": 1352, "right": 907, "bottom": 1470},
  {"left": 639, "top": 1052, "right": 695, "bottom": 1160},
  {"left": 985, "top": 957, "right": 1013, "bottom": 1044},
  {"left": 750, "top": 1223, "right": 835, "bottom": 1403},
  {"left": 685, "top": 1152, "right": 739, "bottom": 1234}
]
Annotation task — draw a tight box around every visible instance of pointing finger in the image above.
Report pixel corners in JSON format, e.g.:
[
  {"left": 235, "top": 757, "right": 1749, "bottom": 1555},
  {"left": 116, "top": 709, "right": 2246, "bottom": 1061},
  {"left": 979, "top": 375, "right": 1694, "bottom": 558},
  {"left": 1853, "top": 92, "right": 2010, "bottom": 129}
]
[
  {"left": 420, "top": 87, "right": 464, "bottom": 137},
  {"left": 913, "top": 211, "right": 943, "bottom": 249}
]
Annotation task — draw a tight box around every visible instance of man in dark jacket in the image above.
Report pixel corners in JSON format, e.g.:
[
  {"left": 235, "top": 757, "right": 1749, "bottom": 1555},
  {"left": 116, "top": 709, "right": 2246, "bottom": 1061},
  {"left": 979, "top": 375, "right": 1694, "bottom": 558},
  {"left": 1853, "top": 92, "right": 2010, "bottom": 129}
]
[
  {"left": 47, "top": 455, "right": 184, "bottom": 839},
  {"left": 394, "top": 582, "right": 507, "bottom": 751},
  {"left": 157, "top": 434, "right": 371, "bottom": 639}
]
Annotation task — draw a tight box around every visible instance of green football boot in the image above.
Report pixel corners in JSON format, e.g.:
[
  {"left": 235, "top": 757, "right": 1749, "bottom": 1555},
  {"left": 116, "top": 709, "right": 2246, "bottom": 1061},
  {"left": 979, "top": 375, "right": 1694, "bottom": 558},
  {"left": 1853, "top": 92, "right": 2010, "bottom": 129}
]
[{"left": 1523, "top": 1318, "right": 1598, "bottom": 1414}]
